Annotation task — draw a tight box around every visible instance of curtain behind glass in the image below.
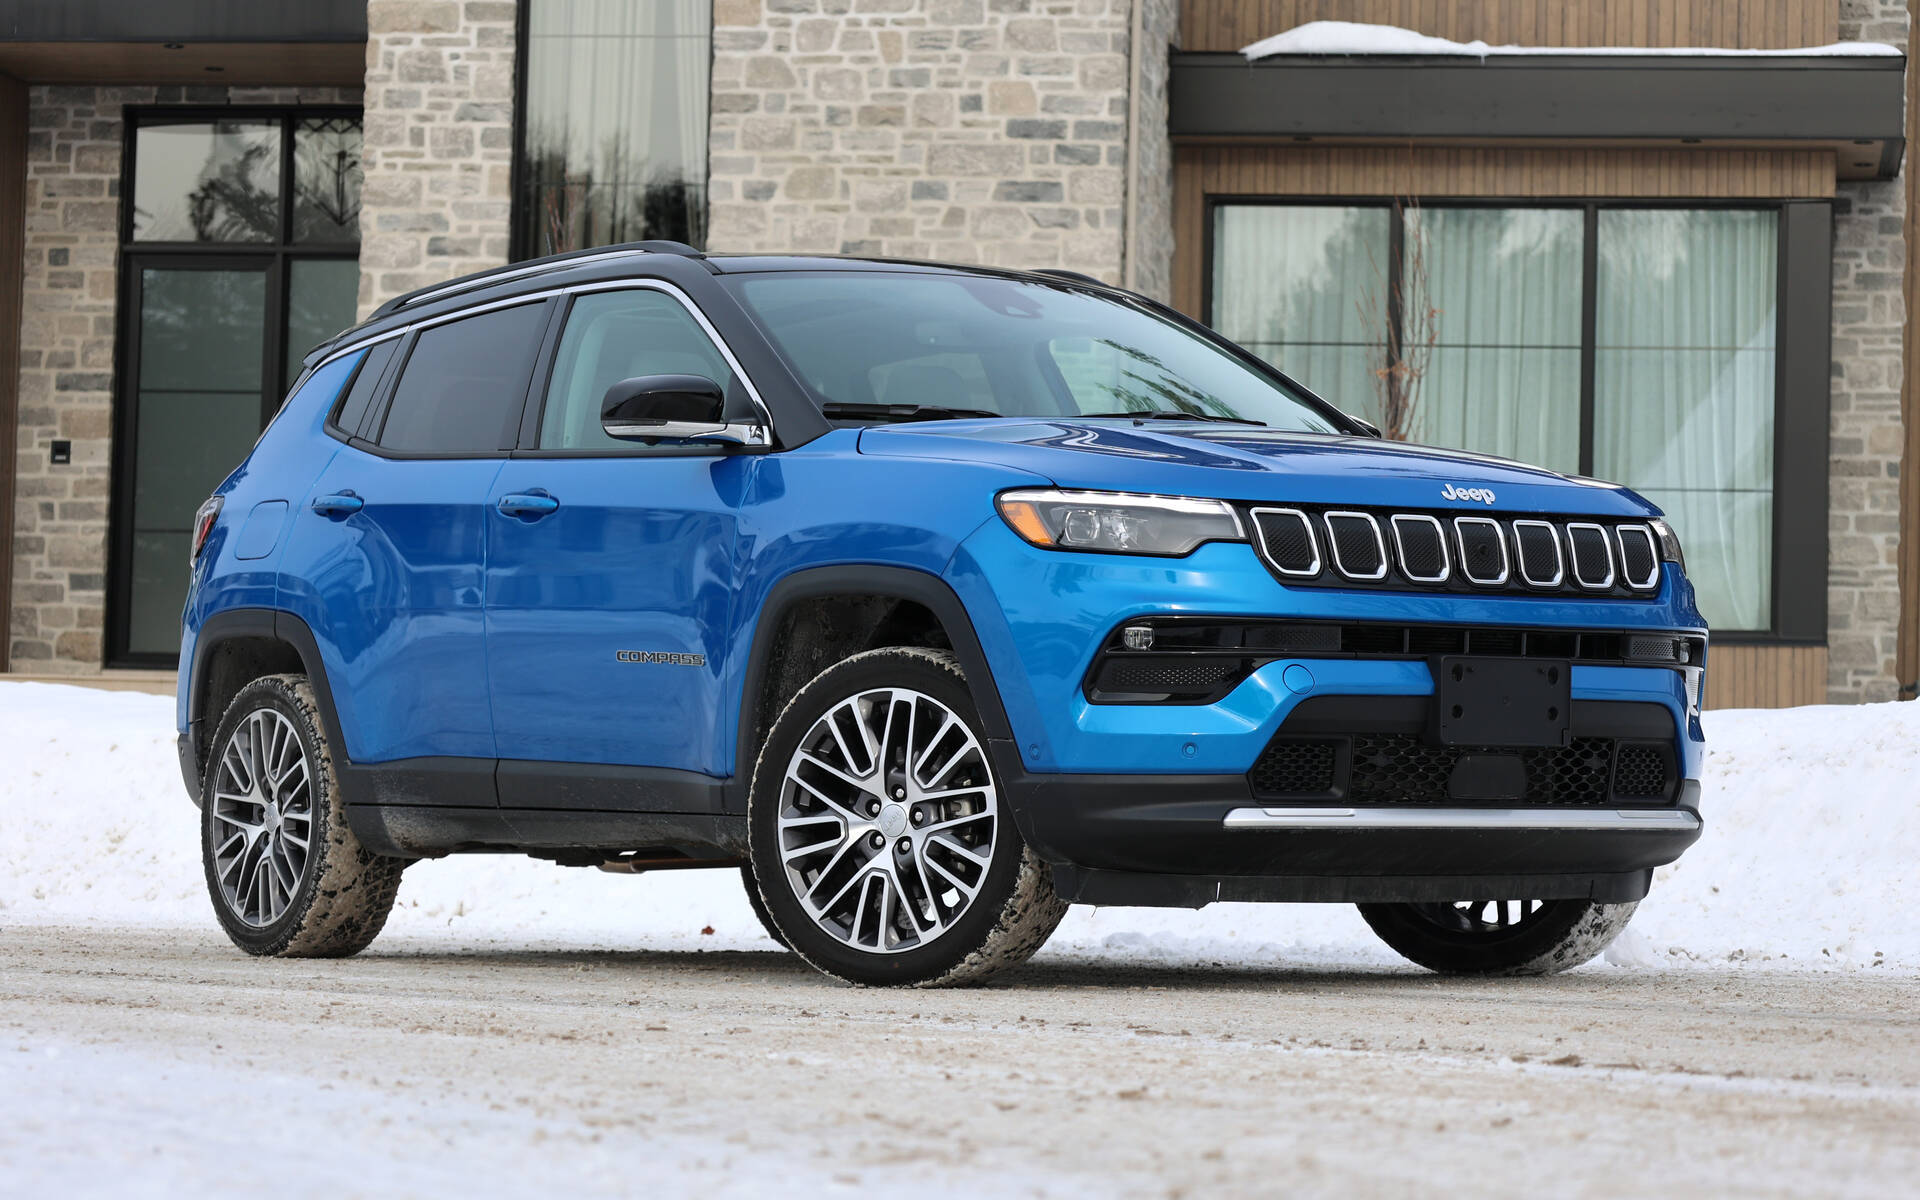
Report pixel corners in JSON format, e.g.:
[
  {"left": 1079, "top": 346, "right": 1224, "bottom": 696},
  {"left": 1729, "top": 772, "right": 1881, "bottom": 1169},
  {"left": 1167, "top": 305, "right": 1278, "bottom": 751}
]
[
  {"left": 1410, "top": 208, "right": 1583, "bottom": 473},
  {"left": 1210, "top": 206, "right": 1388, "bottom": 419},
  {"left": 1595, "top": 210, "right": 1777, "bottom": 631},
  {"left": 520, "top": 0, "right": 711, "bottom": 256}
]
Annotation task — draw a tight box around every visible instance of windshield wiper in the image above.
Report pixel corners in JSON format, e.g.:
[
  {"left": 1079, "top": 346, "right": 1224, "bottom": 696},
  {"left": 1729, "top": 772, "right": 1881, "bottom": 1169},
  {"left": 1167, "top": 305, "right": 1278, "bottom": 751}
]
[
  {"left": 1080, "top": 409, "right": 1266, "bottom": 426},
  {"left": 820, "top": 402, "right": 1002, "bottom": 423}
]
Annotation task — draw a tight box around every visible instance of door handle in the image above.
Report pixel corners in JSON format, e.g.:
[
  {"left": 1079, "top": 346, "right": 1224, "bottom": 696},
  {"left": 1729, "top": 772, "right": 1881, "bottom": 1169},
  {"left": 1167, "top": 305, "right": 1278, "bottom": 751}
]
[
  {"left": 496, "top": 492, "right": 559, "bottom": 520},
  {"left": 310, "top": 491, "right": 363, "bottom": 518}
]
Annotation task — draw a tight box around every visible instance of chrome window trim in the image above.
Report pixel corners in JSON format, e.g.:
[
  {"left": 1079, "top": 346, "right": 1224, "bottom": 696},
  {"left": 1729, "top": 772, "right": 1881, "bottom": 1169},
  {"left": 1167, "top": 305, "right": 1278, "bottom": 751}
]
[
  {"left": 1389, "top": 513, "right": 1450, "bottom": 584},
  {"left": 1616, "top": 524, "right": 1662, "bottom": 591},
  {"left": 1248, "top": 506, "right": 1321, "bottom": 577},
  {"left": 1452, "top": 515, "right": 1510, "bottom": 586},
  {"left": 1322, "top": 511, "right": 1389, "bottom": 581},
  {"left": 1565, "top": 521, "right": 1616, "bottom": 590},
  {"left": 312, "top": 278, "right": 777, "bottom": 447},
  {"left": 1511, "top": 519, "right": 1566, "bottom": 588}
]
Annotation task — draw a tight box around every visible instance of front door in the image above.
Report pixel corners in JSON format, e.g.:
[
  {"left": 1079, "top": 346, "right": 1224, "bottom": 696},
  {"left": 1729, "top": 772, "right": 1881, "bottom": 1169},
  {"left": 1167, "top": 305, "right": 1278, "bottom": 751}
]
[
  {"left": 109, "top": 110, "right": 362, "bottom": 665},
  {"left": 484, "top": 286, "right": 754, "bottom": 796}
]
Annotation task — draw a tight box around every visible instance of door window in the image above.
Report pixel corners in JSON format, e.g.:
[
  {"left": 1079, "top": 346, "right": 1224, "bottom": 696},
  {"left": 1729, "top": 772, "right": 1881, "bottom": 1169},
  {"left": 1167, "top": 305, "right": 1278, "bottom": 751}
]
[
  {"left": 538, "top": 289, "right": 738, "bottom": 450},
  {"left": 376, "top": 304, "right": 550, "bottom": 453}
]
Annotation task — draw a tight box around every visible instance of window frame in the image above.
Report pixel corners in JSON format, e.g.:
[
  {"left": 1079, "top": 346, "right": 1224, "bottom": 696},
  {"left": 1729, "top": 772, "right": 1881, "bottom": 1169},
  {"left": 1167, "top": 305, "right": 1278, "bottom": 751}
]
[
  {"left": 508, "top": 0, "right": 716, "bottom": 262},
  {"left": 1201, "top": 194, "right": 1830, "bottom": 644},
  {"left": 107, "top": 105, "right": 364, "bottom": 669},
  {"left": 354, "top": 297, "right": 561, "bottom": 460}
]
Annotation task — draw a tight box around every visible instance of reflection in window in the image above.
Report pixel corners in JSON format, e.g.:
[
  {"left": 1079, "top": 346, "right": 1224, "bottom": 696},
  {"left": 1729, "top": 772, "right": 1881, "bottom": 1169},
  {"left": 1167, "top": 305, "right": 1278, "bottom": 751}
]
[
  {"left": 132, "top": 121, "right": 281, "bottom": 242},
  {"left": 294, "top": 117, "right": 363, "bottom": 242},
  {"left": 516, "top": 0, "right": 712, "bottom": 257}
]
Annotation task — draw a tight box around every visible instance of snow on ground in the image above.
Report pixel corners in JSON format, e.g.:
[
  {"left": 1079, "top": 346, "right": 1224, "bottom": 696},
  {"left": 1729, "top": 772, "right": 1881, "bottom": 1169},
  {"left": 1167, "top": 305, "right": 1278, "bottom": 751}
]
[
  {"left": 0, "top": 680, "right": 1913, "bottom": 972},
  {"left": 1240, "top": 20, "right": 1903, "bottom": 60}
]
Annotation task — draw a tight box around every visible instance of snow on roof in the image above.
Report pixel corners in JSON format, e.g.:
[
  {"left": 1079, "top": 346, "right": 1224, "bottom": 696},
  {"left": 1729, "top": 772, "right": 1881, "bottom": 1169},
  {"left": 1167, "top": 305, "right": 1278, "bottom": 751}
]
[{"left": 1241, "top": 20, "right": 1903, "bottom": 61}]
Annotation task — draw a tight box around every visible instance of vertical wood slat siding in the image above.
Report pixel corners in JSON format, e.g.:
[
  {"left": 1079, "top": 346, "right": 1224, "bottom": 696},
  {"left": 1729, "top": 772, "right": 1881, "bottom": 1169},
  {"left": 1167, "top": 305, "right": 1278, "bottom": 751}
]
[
  {"left": 0, "top": 77, "right": 25, "bottom": 673},
  {"left": 1172, "top": 145, "right": 1834, "bottom": 317},
  {"left": 1705, "top": 646, "right": 1829, "bottom": 709},
  {"left": 1181, "top": 1, "right": 1838, "bottom": 54}
]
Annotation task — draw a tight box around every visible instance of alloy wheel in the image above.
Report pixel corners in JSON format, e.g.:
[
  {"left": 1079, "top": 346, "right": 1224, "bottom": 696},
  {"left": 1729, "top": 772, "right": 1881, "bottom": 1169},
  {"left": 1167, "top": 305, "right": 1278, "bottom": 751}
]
[
  {"left": 209, "top": 708, "right": 314, "bottom": 927},
  {"left": 775, "top": 687, "right": 998, "bottom": 954}
]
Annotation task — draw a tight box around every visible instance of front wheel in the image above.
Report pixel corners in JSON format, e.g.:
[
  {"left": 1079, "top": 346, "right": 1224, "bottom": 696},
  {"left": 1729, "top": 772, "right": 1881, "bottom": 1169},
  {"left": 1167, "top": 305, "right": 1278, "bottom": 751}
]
[
  {"left": 747, "top": 647, "right": 1066, "bottom": 987},
  {"left": 1358, "top": 898, "right": 1639, "bottom": 976}
]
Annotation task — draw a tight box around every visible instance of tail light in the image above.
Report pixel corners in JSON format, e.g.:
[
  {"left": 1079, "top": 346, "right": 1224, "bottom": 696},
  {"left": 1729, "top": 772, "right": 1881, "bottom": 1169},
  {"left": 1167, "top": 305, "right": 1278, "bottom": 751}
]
[{"left": 190, "top": 496, "right": 223, "bottom": 566}]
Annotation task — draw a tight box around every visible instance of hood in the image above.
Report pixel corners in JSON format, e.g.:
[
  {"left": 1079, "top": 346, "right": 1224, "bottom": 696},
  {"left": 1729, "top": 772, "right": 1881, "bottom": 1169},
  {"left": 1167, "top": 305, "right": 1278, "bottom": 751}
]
[{"left": 857, "top": 419, "right": 1659, "bottom": 518}]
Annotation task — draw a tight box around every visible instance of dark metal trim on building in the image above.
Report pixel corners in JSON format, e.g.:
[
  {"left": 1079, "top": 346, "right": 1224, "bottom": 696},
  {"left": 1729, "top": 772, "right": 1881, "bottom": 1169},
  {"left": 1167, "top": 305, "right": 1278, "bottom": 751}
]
[
  {"left": 1169, "top": 51, "right": 1907, "bottom": 179},
  {"left": 0, "top": 0, "right": 366, "bottom": 43}
]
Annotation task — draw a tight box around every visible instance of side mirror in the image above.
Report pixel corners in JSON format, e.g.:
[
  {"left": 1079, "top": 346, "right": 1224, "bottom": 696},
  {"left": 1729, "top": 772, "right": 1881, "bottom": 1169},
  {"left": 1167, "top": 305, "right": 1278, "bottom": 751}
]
[{"left": 600, "top": 375, "right": 762, "bottom": 446}]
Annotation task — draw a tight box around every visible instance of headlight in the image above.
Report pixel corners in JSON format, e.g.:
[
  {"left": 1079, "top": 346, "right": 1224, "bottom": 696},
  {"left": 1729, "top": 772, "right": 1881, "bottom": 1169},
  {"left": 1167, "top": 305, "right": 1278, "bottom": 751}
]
[
  {"left": 1648, "top": 517, "right": 1686, "bottom": 569},
  {"left": 995, "top": 489, "right": 1245, "bottom": 556}
]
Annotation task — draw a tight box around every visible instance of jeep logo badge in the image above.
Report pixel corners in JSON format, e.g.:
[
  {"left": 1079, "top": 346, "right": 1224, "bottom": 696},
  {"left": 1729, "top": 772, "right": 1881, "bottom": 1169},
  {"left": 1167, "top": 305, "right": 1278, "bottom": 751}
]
[{"left": 1441, "top": 484, "right": 1497, "bottom": 505}]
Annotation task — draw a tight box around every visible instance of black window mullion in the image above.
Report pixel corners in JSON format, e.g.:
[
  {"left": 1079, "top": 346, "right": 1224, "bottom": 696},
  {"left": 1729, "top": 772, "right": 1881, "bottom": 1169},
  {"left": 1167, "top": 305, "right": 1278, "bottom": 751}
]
[
  {"left": 1385, "top": 205, "right": 1405, "bottom": 422},
  {"left": 1578, "top": 205, "right": 1598, "bottom": 478}
]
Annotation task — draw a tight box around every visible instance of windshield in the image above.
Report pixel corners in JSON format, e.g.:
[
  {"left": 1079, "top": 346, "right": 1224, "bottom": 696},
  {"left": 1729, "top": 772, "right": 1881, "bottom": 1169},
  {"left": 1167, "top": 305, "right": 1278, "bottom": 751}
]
[{"left": 722, "top": 271, "right": 1347, "bottom": 432}]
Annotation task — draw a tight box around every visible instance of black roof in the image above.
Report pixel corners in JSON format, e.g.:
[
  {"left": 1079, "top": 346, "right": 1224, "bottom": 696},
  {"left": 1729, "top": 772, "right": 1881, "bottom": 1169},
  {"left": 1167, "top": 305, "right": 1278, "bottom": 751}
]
[{"left": 307, "top": 241, "right": 1125, "bottom": 371}]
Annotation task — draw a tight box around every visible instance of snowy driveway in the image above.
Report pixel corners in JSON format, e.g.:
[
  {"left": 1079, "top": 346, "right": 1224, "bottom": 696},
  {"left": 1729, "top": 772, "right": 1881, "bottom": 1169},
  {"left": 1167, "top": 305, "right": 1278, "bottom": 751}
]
[{"left": 4, "top": 924, "right": 1917, "bottom": 1198}]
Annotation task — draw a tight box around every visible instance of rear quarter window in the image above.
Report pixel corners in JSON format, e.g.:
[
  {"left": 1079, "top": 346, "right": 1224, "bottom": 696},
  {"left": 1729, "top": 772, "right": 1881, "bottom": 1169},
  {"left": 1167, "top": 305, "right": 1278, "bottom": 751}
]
[{"left": 375, "top": 303, "right": 548, "bottom": 453}]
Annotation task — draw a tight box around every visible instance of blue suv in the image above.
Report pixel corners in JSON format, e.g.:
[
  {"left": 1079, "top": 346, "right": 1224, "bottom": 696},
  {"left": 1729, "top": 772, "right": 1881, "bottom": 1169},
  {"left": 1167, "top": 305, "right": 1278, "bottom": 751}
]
[{"left": 178, "top": 242, "right": 1705, "bottom": 985}]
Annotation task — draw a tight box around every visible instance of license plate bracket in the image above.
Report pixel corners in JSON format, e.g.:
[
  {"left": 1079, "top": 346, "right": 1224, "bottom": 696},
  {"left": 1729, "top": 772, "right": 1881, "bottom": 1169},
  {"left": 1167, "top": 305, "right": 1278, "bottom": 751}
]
[{"left": 1431, "top": 656, "right": 1571, "bottom": 748}]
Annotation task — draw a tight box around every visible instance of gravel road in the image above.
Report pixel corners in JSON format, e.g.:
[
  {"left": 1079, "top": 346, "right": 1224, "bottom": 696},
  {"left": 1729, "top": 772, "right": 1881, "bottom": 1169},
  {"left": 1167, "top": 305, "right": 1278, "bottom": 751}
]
[{"left": 2, "top": 924, "right": 1914, "bottom": 1198}]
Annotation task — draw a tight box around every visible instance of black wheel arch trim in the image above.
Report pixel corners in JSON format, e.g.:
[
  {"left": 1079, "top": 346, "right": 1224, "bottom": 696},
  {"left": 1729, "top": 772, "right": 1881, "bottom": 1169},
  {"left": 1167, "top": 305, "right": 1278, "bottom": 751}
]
[{"left": 732, "top": 564, "right": 1020, "bottom": 814}]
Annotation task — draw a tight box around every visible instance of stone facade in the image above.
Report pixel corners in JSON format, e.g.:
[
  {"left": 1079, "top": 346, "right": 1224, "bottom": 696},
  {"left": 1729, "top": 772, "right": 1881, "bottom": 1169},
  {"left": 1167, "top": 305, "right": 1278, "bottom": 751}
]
[
  {"left": 9, "top": 84, "right": 359, "bottom": 674},
  {"left": 1826, "top": 0, "right": 1908, "bottom": 703},
  {"left": 1125, "top": 0, "right": 1177, "bottom": 301},
  {"left": 706, "top": 0, "right": 1133, "bottom": 283},
  {"left": 356, "top": 0, "right": 517, "bottom": 317}
]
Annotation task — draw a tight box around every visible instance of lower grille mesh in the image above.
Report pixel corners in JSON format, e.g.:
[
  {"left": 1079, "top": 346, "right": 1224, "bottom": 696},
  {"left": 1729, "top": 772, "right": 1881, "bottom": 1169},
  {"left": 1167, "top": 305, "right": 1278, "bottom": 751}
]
[{"left": 1247, "top": 732, "right": 1675, "bottom": 806}]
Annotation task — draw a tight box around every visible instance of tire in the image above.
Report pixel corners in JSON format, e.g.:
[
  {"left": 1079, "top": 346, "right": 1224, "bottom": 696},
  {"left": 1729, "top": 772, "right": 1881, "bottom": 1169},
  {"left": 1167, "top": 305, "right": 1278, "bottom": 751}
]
[
  {"left": 747, "top": 647, "right": 1066, "bottom": 987},
  {"left": 200, "top": 674, "right": 408, "bottom": 957},
  {"left": 740, "top": 864, "right": 789, "bottom": 949},
  {"left": 1358, "top": 897, "right": 1640, "bottom": 976}
]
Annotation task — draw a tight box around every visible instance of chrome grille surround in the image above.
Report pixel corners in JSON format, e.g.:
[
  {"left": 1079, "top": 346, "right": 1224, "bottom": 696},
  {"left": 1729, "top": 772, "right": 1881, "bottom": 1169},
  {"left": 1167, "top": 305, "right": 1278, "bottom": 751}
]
[
  {"left": 1566, "top": 522, "right": 1616, "bottom": 590},
  {"left": 1510, "top": 519, "right": 1566, "bottom": 588},
  {"left": 1241, "top": 506, "right": 1666, "bottom": 598},
  {"left": 1249, "top": 507, "right": 1321, "bottom": 577},
  {"left": 1389, "top": 514, "right": 1451, "bottom": 583},
  {"left": 1323, "top": 511, "right": 1389, "bottom": 581},
  {"left": 1453, "top": 516, "right": 1511, "bottom": 586}
]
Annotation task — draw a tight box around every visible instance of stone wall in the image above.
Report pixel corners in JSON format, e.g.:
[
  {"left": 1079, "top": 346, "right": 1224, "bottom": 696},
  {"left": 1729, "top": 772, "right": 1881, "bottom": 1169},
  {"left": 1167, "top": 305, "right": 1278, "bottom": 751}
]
[
  {"left": 1826, "top": 0, "right": 1908, "bottom": 702},
  {"left": 706, "top": 0, "right": 1133, "bottom": 283},
  {"left": 356, "top": 0, "right": 517, "bottom": 317},
  {"left": 1126, "top": 0, "right": 1177, "bottom": 301},
  {"left": 9, "top": 85, "right": 358, "bottom": 674}
]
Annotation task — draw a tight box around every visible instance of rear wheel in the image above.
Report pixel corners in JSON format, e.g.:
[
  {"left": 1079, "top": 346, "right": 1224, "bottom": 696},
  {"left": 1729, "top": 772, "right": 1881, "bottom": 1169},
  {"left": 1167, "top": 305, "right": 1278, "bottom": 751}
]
[
  {"left": 748, "top": 647, "right": 1066, "bottom": 987},
  {"left": 1358, "top": 898, "right": 1638, "bottom": 975},
  {"left": 740, "top": 864, "right": 788, "bottom": 949},
  {"left": 201, "top": 674, "right": 408, "bottom": 957}
]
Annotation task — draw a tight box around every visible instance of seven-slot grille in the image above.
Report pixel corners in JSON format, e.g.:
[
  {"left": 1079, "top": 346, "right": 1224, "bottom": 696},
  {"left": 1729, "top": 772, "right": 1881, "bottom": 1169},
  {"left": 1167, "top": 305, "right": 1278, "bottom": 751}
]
[{"left": 1250, "top": 507, "right": 1664, "bottom": 598}]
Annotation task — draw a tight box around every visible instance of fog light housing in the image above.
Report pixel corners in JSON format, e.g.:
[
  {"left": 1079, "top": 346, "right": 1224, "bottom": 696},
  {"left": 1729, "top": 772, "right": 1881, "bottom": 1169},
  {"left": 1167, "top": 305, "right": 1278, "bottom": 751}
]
[{"left": 1121, "top": 624, "right": 1154, "bottom": 651}]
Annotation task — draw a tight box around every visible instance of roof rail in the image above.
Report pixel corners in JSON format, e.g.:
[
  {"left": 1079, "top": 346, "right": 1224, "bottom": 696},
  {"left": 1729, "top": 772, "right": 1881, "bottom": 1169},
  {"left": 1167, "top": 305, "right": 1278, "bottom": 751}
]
[
  {"left": 1033, "top": 268, "right": 1111, "bottom": 288},
  {"left": 368, "top": 240, "right": 707, "bottom": 319}
]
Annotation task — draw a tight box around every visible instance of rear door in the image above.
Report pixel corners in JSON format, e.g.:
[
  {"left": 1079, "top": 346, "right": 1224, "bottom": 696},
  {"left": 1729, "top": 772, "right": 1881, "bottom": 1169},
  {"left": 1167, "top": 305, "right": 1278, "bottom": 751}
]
[
  {"left": 483, "top": 284, "right": 759, "bottom": 805},
  {"left": 277, "top": 301, "right": 551, "bottom": 780}
]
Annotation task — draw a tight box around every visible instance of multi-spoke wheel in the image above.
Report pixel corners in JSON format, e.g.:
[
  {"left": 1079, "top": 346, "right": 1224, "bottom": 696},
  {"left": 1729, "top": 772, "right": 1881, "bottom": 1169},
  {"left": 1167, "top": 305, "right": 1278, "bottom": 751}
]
[
  {"left": 748, "top": 647, "right": 1066, "bottom": 987},
  {"left": 200, "top": 674, "right": 408, "bottom": 957},
  {"left": 210, "top": 708, "right": 313, "bottom": 927},
  {"left": 1358, "top": 896, "right": 1641, "bottom": 976}
]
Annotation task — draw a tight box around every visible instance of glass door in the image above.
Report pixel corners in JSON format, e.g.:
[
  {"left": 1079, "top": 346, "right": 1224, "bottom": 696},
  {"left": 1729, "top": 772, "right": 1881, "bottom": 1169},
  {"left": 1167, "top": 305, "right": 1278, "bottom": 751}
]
[{"left": 109, "top": 108, "right": 362, "bottom": 666}]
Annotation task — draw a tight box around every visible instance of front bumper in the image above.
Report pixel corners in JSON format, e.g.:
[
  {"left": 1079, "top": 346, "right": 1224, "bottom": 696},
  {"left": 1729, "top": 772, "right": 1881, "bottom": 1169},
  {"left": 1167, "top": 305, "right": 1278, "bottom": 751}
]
[{"left": 1003, "top": 761, "right": 1701, "bottom": 906}]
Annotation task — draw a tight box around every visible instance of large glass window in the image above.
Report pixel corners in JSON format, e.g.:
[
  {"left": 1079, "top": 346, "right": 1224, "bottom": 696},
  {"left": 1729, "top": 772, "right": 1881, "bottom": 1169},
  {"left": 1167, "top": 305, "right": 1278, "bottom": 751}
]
[
  {"left": 1210, "top": 202, "right": 1783, "bottom": 633},
  {"left": 113, "top": 108, "right": 363, "bottom": 665},
  {"left": 515, "top": 0, "right": 712, "bottom": 258}
]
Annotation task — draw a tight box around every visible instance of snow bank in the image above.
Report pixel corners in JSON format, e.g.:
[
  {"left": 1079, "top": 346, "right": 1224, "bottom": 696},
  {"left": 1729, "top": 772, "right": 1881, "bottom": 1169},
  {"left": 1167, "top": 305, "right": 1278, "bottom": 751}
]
[
  {"left": 1, "top": 681, "right": 1913, "bottom": 972},
  {"left": 1241, "top": 20, "right": 1902, "bottom": 61}
]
